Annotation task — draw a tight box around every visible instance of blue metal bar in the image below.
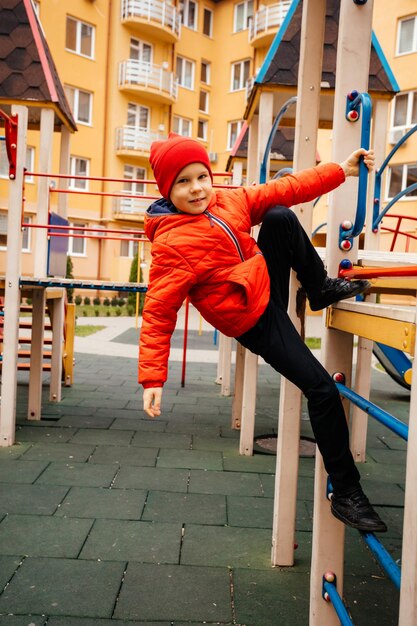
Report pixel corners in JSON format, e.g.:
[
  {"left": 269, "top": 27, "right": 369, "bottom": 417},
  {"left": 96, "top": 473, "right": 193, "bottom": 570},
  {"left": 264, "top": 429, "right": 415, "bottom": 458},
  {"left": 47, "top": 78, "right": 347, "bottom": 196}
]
[
  {"left": 361, "top": 532, "right": 401, "bottom": 589},
  {"left": 19, "top": 279, "right": 148, "bottom": 293},
  {"left": 311, "top": 222, "right": 327, "bottom": 238},
  {"left": 373, "top": 181, "right": 417, "bottom": 230},
  {"left": 374, "top": 342, "right": 412, "bottom": 383},
  {"left": 322, "top": 580, "right": 355, "bottom": 626},
  {"left": 272, "top": 167, "right": 293, "bottom": 180},
  {"left": 259, "top": 97, "right": 297, "bottom": 184},
  {"left": 336, "top": 383, "right": 408, "bottom": 440}
]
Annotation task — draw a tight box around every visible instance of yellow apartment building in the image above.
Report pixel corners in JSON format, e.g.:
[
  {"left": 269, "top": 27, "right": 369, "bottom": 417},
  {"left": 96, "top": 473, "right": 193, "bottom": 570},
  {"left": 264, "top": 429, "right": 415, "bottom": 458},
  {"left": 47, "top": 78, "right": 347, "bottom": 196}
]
[{"left": 1, "top": 0, "right": 417, "bottom": 289}]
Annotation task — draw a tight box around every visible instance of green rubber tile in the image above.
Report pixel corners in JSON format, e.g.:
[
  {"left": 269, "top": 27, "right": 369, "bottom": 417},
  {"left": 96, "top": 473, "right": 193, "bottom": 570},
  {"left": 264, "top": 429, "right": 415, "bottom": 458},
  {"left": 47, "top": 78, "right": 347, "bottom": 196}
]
[
  {"left": 189, "top": 469, "right": 263, "bottom": 496},
  {"left": 360, "top": 479, "right": 405, "bottom": 506},
  {"left": 113, "top": 562, "right": 232, "bottom": 623},
  {"left": 69, "top": 429, "right": 134, "bottom": 446},
  {"left": 131, "top": 431, "right": 192, "bottom": 449},
  {"left": 191, "top": 436, "right": 239, "bottom": 452},
  {"left": 79, "top": 519, "right": 182, "bottom": 563},
  {"left": 0, "top": 616, "right": 46, "bottom": 625},
  {"left": 142, "top": 491, "right": 227, "bottom": 525},
  {"left": 21, "top": 443, "right": 95, "bottom": 462},
  {"left": 0, "top": 444, "right": 31, "bottom": 459},
  {"left": 14, "top": 427, "right": 76, "bottom": 444},
  {"left": 344, "top": 573, "right": 399, "bottom": 626},
  {"left": 233, "top": 568, "right": 309, "bottom": 626},
  {"left": 0, "top": 515, "right": 93, "bottom": 557},
  {"left": 78, "top": 397, "right": 130, "bottom": 410},
  {"left": 56, "top": 415, "right": 115, "bottom": 429},
  {"left": 377, "top": 433, "right": 407, "bottom": 451},
  {"left": 55, "top": 486, "right": 147, "bottom": 520},
  {"left": 157, "top": 449, "right": 223, "bottom": 470},
  {"left": 165, "top": 422, "right": 220, "bottom": 436},
  {"left": 366, "top": 448, "right": 407, "bottom": 465},
  {"left": 222, "top": 450, "right": 276, "bottom": 474},
  {"left": 110, "top": 417, "right": 167, "bottom": 432},
  {"left": 113, "top": 466, "right": 189, "bottom": 492},
  {"left": 0, "top": 460, "right": 49, "bottom": 483},
  {"left": 359, "top": 459, "right": 406, "bottom": 485},
  {"left": 35, "top": 462, "right": 118, "bottom": 487},
  {"left": 376, "top": 506, "right": 404, "bottom": 538},
  {"left": 89, "top": 445, "right": 158, "bottom": 466},
  {"left": 226, "top": 495, "right": 273, "bottom": 529},
  {"left": 0, "top": 484, "right": 68, "bottom": 516},
  {"left": 0, "top": 556, "right": 21, "bottom": 589},
  {"left": 48, "top": 619, "right": 170, "bottom": 626},
  {"left": 181, "top": 524, "right": 273, "bottom": 569},
  {"left": 0, "top": 557, "right": 125, "bottom": 618}
]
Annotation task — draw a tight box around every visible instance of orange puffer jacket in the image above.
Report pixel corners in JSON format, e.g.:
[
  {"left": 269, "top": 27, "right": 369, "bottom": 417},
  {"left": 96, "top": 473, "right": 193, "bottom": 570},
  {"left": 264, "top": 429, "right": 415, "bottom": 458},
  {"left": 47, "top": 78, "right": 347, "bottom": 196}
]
[{"left": 139, "top": 163, "right": 345, "bottom": 387}]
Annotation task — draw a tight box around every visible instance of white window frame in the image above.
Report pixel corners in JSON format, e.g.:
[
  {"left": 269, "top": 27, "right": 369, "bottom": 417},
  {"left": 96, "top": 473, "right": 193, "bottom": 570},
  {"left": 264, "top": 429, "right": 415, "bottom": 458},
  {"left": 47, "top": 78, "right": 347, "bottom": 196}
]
[
  {"left": 176, "top": 56, "right": 195, "bottom": 90},
  {"left": 0, "top": 210, "right": 7, "bottom": 249},
  {"left": 197, "top": 119, "right": 208, "bottom": 141},
  {"left": 69, "top": 156, "right": 90, "bottom": 191},
  {"left": 199, "top": 90, "right": 209, "bottom": 113},
  {"left": 386, "top": 163, "right": 417, "bottom": 200},
  {"left": 203, "top": 8, "right": 213, "bottom": 37},
  {"left": 129, "top": 37, "right": 153, "bottom": 64},
  {"left": 397, "top": 15, "right": 417, "bottom": 56},
  {"left": 227, "top": 120, "right": 244, "bottom": 150},
  {"left": 173, "top": 116, "right": 192, "bottom": 137},
  {"left": 68, "top": 222, "right": 87, "bottom": 257},
  {"left": 127, "top": 103, "right": 150, "bottom": 129},
  {"left": 182, "top": 0, "right": 198, "bottom": 30},
  {"left": 22, "top": 216, "right": 32, "bottom": 252},
  {"left": 66, "top": 16, "right": 95, "bottom": 59},
  {"left": 233, "top": 0, "right": 253, "bottom": 33},
  {"left": 0, "top": 141, "right": 8, "bottom": 179},
  {"left": 391, "top": 91, "right": 417, "bottom": 130},
  {"left": 64, "top": 85, "right": 93, "bottom": 125},
  {"left": 120, "top": 231, "right": 140, "bottom": 259},
  {"left": 231, "top": 59, "right": 250, "bottom": 92},
  {"left": 25, "top": 146, "right": 35, "bottom": 183},
  {"left": 201, "top": 60, "right": 211, "bottom": 85}
]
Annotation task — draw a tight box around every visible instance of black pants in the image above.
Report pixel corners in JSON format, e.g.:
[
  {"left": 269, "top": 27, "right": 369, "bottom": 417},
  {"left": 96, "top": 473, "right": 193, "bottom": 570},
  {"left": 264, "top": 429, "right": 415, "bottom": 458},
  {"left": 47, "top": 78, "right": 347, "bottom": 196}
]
[{"left": 236, "top": 206, "right": 360, "bottom": 493}]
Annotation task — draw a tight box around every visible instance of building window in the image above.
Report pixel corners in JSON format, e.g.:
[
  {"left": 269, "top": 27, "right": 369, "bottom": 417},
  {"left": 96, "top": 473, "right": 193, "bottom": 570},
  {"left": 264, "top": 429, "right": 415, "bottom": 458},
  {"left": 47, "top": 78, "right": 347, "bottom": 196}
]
[
  {"left": 64, "top": 86, "right": 92, "bottom": 125},
  {"left": 173, "top": 116, "right": 192, "bottom": 137},
  {"left": 397, "top": 15, "right": 417, "bottom": 55},
  {"left": 68, "top": 222, "right": 86, "bottom": 256},
  {"left": 199, "top": 90, "right": 209, "bottom": 113},
  {"left": 127, "top": 103, "right": 149, "bottom": 129},
  {"left": 201, "top": 60, "right": 210, "bottom": 84},
  {"left": 69, "top": 156, "right": 90, "bottom": 190},
  {"left": 0, "top": 211, "right": 7, "bottom": 248},
  {"left": 130, "top": 38, "right": 152, "bottom": 63},
  {"left": 387, "top": 164, "right": 417, "bottom": 199},
  {"left": 231, "top": 59, "right": 250, "bottom": 91},
  {"left": 197, "top": 119, "right": 208, "bottom": 141},
  {"left": 227, "top": 120, "right": 244, "bottom": 150},
  {"left": 203, "top": 8, "right": 213, "bottom": 36},
  {"left": 66, "top": 16, "right": 95, "bottom": 59},
  {"left": 176, "top": 56, "right": 195, "bottom": 89},
  {"left": 234, "top": 0, "right": 253, "bottom": 32},
  {"left": 124, "top": 165, "right": 146, "bottom": 195},
  {"left": 391, "top": 91, "right": 417, "bottom": 129},
  {"left": 22, "top": 216, "right": 31, "bottom": 252},
  {"left": 181, "top": 0, "right": 198, "bottom": 30},
  {"left": 0, "top": 141, "right": 8, "bottom": 178},
  {"left": 120, "top": 232, "right": 140, "bottom": 258},
  {"left": 25, "top": 146, "right": 35, "bottom": 183}
]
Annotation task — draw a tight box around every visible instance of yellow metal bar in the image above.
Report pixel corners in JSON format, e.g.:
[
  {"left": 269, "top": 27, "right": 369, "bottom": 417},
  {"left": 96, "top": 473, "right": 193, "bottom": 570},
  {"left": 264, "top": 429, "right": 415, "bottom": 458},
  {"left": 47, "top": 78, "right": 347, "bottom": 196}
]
[
  {"left": 326, "top": 307, "right": 416, "bottom": 356},
  {"left": 63, "top": 303, "right": 75, "bottom": 386}
]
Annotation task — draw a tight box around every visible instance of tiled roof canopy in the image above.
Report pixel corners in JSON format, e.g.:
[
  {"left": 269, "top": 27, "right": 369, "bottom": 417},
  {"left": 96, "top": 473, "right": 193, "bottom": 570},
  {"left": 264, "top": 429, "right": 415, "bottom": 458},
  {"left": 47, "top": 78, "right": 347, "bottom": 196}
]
[{"left": 0, "top": 0, "right": 76, "bottom": 131}]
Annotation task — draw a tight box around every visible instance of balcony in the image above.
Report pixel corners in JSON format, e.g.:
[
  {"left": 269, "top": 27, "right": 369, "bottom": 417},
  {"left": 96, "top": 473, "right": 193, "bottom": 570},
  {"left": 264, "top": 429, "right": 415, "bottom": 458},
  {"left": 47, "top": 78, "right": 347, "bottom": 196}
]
[
  {"left": 113, "top": 193, "right": 150, "bottom": 219},
  {"left": 119, "top": 60, "right": 178, "bottom": 103},
  {"left": 249, "top": 1, "right": 291, "bottom": 48},
  {"left": 121, "top": 0, "right": 181, "bottom": 43},
  {"left": 116, "top": 126, "right": 165, "bottom": 157}
]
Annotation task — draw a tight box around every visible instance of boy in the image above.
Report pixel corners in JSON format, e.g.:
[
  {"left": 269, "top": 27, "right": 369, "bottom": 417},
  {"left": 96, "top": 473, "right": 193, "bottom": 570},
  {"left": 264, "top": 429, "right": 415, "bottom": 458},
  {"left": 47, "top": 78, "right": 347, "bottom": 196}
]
[{"left": 139, "top": 132, "right": 386, "bottom": 533}]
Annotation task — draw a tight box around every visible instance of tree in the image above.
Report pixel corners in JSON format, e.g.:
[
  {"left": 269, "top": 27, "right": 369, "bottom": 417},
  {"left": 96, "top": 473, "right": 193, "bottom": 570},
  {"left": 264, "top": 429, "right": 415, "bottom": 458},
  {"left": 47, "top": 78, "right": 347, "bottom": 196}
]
[
  {"left": 66, "top": 256, "right": 74, "bottom": 303},
  {"left": 128, "top": 253, "right": 145, "bottom": 315}
]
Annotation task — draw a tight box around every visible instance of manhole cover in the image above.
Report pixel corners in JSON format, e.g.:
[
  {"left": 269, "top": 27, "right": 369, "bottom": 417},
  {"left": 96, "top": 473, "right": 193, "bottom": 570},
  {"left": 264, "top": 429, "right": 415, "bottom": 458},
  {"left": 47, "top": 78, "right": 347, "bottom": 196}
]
[{"left": 253, "top": 434, "right": 316, "bottom": 457}]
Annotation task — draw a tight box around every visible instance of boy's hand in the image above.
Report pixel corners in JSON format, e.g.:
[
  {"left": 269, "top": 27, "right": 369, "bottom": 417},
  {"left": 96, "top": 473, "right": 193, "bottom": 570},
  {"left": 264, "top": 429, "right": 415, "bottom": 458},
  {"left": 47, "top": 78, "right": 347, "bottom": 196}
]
[
  {"left": 143, "top": 387, "right": 162, "bottom": 418},
  {"left": 340, "top": 148, "right": 375, "bottom": 177}
]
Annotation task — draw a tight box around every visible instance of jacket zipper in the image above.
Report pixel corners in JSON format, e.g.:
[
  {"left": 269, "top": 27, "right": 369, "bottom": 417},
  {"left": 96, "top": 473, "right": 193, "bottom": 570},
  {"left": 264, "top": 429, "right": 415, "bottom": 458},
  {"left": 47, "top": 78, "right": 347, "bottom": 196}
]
[{"left": 205, "top": 210, "right": 245, "bottom": 261}]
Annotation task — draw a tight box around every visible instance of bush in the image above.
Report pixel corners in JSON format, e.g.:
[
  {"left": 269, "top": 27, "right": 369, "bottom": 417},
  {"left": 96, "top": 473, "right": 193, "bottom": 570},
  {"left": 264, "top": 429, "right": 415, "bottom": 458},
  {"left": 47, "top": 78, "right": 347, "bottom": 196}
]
[
  {"left": 115, "top": 307, "right": 122, "bottom": 316},
  {"left": 26, "top": 297, "right": 32, "bottom": 305},
  {"left": 75, "top": 295, "right": 82, "bottom": 305},
  {"left": 93, "top": 297, "right": 101, "bottom": 306},
  {"left": 84, "top": 296, "right": 91, "bottom": 306},
  {"left": 111, "top": 297, "right": 118, "bottom": 307},
  {"left": 83, "top": 310, "right": 87, "bottom": 316},
  {"left": 103, "top": 298, "right": 110, "bottom": 306},
  {"left": 118, "top": 298, "right": 126, "bottom": 307},
  {"left": 95, "top": 309, "right": 99, "bottom": 317},
  {"left": 106, "top": 310, "right": 111, "bottom": 317},
  {"left": 128, "top": 253, "right": 146, "bottom": 314},
  {"left": 127, "top": 305, "right": 134, "bottom": 316}
]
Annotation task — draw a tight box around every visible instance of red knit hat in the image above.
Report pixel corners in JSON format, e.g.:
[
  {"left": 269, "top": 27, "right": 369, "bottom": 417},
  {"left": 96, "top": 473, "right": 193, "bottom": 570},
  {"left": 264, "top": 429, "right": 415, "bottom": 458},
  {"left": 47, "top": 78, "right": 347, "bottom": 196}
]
[{"left": 150, "top": 132, "right": 213, "bottom": 200}]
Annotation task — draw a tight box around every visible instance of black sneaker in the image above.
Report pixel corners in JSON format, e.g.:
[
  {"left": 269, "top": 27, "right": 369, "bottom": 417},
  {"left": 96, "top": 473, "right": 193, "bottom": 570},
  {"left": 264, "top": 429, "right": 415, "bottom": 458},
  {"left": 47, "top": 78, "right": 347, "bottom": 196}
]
[
  {"left": 331, "top": 487, "right": 387, "bottom": 533},
  {"left": 309, "top": 277, "right": 371, "bottom": 311}
]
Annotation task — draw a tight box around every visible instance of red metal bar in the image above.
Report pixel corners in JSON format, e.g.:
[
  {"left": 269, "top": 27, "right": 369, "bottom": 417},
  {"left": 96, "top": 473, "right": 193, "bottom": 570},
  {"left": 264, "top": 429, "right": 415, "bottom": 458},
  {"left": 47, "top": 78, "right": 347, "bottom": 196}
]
[
  {"left": 25, "top": 171, "right": 233, "bottom": 183},
  {"left": 50, "top": 188, "right": 160, "bottom": 200},
  {"left": 45, "top": 232, "right": 147, "bottom": 242},
  {"left": 340, "top": 266, "right": 417, "bottom": 279},
  {"left": 24, "top": 223, "right": 146, "bottom": 236},
  {"left": 0, "top": 108, "right": 18, "bottom": 179},
  {"left": 181, "top": 298, "right": 190, "bottom": 388}
]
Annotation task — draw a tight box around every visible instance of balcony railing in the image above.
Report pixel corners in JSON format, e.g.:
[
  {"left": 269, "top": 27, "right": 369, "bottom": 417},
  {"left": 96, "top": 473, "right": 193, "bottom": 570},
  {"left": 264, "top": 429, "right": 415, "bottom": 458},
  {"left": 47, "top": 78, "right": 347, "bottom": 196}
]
[
  {"left": 121, "top": 0, "right": 181, "bottom": 38},
  {"left": 119, "top": 59, "right": 178, "bottom": 101},
  {"left": 249, "top": 1, "right": 291, "bottom": 41},
  {"left": 116, "top": 126, "right": 164, "bottom": 153},
  {"left": 114, "top": 193, "right": 150, "bottom": 216}
]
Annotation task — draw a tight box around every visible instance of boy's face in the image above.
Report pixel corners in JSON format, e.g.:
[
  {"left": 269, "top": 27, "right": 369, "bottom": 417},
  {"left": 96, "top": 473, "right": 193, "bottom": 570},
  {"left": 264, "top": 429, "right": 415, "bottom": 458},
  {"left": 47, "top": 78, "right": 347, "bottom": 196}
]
[{"left": 169, "top": 162, "right": 213, "bottom": 214}]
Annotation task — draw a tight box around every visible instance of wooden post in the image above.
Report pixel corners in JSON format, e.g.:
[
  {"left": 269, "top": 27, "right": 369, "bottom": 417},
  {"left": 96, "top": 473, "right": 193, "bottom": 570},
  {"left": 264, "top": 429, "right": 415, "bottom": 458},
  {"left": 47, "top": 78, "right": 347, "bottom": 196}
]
[
  {"left": 28, "top": 288, "right": 46, "bottom": 420},
  {"left": 49, "top": 289, "right": 64, "bottom": 402},
  {"left": 310, "top": 1, "right": 374, "bottom": 624},
  {"left": 34, "top": 108, "right": 54, "bottom": 278},
  {"left": 63, "top": 302, "right": 75, "bottom": 386},
  {"left": 271, "top": 0, "right": 327, "bottom": 567},
  {"left": 57, "top": 125, "right": 70, "bottom": 219},
  {"left": 0, "top": 105, "right": 28, "bottom": 447},
  {"left": 231, "top": 342, "right": 245, "bottom": 429}
]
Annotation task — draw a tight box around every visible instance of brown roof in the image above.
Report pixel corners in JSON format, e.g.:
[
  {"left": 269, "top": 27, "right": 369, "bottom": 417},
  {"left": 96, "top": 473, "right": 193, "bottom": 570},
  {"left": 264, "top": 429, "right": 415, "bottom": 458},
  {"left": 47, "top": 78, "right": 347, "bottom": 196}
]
[{"left": 0, "top": 0, "right": 76, "bottom": 131}]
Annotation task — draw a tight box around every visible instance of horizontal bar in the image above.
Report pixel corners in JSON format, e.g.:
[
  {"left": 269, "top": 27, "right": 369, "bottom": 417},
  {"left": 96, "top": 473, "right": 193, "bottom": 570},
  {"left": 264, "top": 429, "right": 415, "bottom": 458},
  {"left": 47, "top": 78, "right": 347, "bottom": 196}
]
[
  {"left": 25, "top": 224, "right": 145, "bottom": 236},
  {"left": 361, "top": 532, "right": 401, "bottom": 589},
  {"left": 19, "top": 278, "right": 148, "bottom": 293},
  {"left": 25, "top": 171, "right": 233, "bottom": 182},
  {"left": 46, "top": 232, "right": 148, "bottom": 242},
  {"left": 322, "top": 581, "right": 354, "bottom": 626},
  {"left": 340, "top": 266, "right": 417, "bottom": 279},
  {"left": 336, "top": 383, "right": 408, "bottom": 440}
]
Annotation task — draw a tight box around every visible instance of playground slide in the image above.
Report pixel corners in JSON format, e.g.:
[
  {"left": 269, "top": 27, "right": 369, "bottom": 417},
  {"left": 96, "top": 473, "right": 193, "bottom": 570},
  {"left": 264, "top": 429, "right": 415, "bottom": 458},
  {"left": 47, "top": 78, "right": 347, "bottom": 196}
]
[{"left": 373, "top": 342, "right": 412, "bottom": 391}]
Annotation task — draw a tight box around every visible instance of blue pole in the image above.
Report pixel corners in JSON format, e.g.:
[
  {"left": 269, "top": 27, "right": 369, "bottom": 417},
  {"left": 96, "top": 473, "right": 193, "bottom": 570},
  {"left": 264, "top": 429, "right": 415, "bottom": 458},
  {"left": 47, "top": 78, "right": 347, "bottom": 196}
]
[
  {"left": 259, "top": 96, "right": 297, "bottom": 184},
  {"left": 323, "top": 580, "right": 355, "bottom": 626},
  {"left": 361, "top": 533, "right": 401, "bottom": 589},
  {"left": 336, "top": 383, "right": 408, "bottom": 440}
]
